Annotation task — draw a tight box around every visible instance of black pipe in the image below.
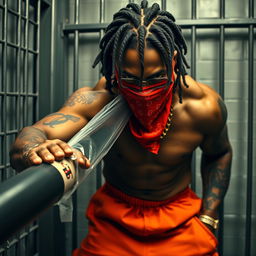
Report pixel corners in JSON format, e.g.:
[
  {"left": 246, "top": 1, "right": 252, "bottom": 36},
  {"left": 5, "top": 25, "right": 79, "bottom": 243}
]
[
  {"left": 0, "top": 164, "right": 65, "bottom": 245},
  {"left": 62, "top": 18, "right": 256, "bottom": 34},
  {"left": 217, "top": 2, "right": 225, "bottom": 254},
  {"left": 245, "top": 23, "right": 254, "bottom": 256},
  {"left": 190, "top": 0, "right": 196, "bottom": 191}
]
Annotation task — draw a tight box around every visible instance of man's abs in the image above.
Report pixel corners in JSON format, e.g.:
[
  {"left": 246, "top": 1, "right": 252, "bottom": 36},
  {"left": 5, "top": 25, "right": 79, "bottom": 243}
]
[
  {"left": 103, "top": 130, "right": 193, "bottom": 201},
  {"left": 103, "top": 159, "right": 192, "bottom": 201}
]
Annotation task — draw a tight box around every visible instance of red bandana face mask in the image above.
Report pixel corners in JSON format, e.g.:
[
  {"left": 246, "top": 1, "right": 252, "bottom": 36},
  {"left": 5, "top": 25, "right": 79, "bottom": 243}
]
[{"left": 116, "top": 70, "right": 174, "bottom": 154}]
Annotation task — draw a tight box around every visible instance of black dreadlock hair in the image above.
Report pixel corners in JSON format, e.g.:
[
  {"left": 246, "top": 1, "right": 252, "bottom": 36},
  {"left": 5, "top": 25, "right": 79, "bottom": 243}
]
[{"left": 92, "top": 0, "right": 190, "bottom": 103}]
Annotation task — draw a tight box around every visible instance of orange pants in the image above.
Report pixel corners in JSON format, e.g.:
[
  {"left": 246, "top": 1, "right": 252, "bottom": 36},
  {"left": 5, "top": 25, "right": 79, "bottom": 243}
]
[{"left": 73, "top": 183, "right": 218, "bottom": 256}]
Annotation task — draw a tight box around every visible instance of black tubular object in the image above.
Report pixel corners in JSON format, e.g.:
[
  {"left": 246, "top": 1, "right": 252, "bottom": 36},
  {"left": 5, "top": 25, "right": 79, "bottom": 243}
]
[{"left": 0, "top": 164, "right": 65, "bottom": 244}]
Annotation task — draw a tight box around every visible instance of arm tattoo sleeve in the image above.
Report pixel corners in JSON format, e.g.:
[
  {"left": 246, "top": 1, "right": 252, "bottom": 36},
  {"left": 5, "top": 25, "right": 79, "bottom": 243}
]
[
  {"left": 201, "top": 98, "right": 232, "bottom": 214},
  {"left": 201, "top": 159, "right": 231, "bottom": 212}
]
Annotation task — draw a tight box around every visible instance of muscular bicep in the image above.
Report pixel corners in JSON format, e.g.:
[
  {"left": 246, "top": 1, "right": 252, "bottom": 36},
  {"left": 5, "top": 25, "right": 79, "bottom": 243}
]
[{"left": 200, "top": 125, "right": 231, "bottom": 157}]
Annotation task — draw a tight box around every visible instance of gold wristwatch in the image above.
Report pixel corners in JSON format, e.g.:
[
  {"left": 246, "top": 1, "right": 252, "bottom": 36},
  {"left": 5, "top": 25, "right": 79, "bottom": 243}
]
[{"left": 199, "top": 215, "right": 219, "bottom": 229}]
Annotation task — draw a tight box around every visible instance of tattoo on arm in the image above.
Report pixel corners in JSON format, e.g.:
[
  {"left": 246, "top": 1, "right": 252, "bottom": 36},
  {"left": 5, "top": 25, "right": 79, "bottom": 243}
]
[
  {"left": 17, "top": 127, "right": 47, "bottom": 153},
  {"left": 64, "top": 91, "right": 101, "bottom": 107},
  {"left": 43, "top": 113, "right": 80, "bottom": 128},
  {"left": 200, "top": 99, "right": 231, "bottom": 214},
  {"left": 202, "top": 161, "right": 231, "bottom": 212}
]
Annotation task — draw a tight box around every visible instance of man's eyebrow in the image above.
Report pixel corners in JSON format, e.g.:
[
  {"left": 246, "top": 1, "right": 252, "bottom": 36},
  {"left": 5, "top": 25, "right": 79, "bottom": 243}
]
[
  {"left": 146, "top": 70, "right": 167, "bottom": 79},
  {"left": 122, "top": 70, "right": 167, "bottom": 80}
]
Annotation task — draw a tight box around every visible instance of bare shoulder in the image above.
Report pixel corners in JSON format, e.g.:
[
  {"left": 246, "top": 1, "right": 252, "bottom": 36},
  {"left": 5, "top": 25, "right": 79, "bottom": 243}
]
[
  {"left": 61, "top": 78, "right": 113, "bottom": 119},
  {"left": 181, "top": 75, "right": 227, "bottom": 134}
]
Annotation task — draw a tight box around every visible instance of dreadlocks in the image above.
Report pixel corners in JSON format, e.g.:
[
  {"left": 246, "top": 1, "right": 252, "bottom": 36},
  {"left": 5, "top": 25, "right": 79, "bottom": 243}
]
[{"left": 92, "top": 0, "right": 190, "bottom": 103}]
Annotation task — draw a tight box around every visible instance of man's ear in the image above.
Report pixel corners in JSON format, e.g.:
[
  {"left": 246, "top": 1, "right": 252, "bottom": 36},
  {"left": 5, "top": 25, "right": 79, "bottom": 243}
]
[
  {"left": 173, "top": 50, "right": 178, "bottom": 61},
  {"left": 172, "top": 50, "right": 178, "bottom": 70}
]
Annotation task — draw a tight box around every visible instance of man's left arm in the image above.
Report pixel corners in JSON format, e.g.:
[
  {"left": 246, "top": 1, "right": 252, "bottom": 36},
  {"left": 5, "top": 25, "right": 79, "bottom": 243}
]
[{"left": 199, "top": 97, "right": 233, "bottom": 231}]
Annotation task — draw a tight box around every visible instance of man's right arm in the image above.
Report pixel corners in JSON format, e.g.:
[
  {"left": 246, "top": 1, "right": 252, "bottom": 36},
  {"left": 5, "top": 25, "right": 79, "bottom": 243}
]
[{"left": 10, "top": 85, "right": 112, "bottom": 172}]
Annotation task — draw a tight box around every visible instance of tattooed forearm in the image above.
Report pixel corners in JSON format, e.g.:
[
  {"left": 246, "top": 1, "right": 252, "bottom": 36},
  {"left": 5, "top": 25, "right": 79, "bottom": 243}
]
[
  {"left": 18, "top": 127, "right": 46, "bottom": 141},
  {"left": 11, "top": 127, "right": 47, "bottom": 155},
  {"left": 43, "top": 113, "right": 80, "bottom": 128},
  {"left": 201, "top": 153, "right": 232, "bottom": 214},
  {"left": 202, "top": 164, "right": 230, "bottom": 211},
  {"left": 64, "top": 91, "right": 102, "bottom": 107}
]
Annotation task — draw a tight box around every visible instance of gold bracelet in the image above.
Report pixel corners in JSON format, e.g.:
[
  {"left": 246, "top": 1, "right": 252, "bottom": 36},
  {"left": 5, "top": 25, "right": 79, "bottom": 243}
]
[{"left": 199, "top": 215, "right": 219, "bottom": 229}]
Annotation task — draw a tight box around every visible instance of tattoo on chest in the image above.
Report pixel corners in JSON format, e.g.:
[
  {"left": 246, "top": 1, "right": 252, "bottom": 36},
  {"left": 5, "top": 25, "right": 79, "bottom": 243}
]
[
  {"left": 64, "top": 91, "right": 101, "bottom": 106},
  {"left": 43, "top": 113, "right": 80, "bottom": 128}
]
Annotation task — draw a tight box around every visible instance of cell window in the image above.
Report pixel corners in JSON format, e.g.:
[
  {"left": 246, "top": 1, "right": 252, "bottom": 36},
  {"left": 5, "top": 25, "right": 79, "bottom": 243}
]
[
  {"left": 27, "top": 96, "right": 37, "bottom": 125},
  {"left": 28, "top": 22, "right": 37, "bottom": 51},
  {"left": 0, "top": 96, "right": 4, "bottom": 131},
  {"left": 20, "top": 49, "right": 25, "bottom": 93},
  {"left": 21, "top": 18, "right": 26, "bottom": 48},
  {"left": 0, "top": 43, "right": 3, "bottom": 91},
  {"left": 7, "top": 12, "right": 18, "bottom": 45},
  {"left": 28, "top": 52, "right": 37, "bottom": 93},
  {"left": 7, "top": 0, "right": 18, "bottom": 12},
  {"left": 6, "top": 46, "right": 17, "bottom": 92},
  {"left": 29, "top": 3, "right": 38, "bottom": 23},
  {"left": 225, "top": 0, "right": 248, "bottom": 18},
  {"left": 19, "top": 96, "right": 26, "bottom": 127},
  {"left": 21, "top": 0, "right": 27, "bottom": 17},
  {"left": 166, "top": 0, "right": 192, "bottom": 20},
  {"left": 197, "top": 0, "right": 220, "bottom": 18},
  {"left": 6, "top": 96, "right": 18, "bottom": 131},
  {"left": 0, "top": 8, "right": 3, "bottom": 40}
]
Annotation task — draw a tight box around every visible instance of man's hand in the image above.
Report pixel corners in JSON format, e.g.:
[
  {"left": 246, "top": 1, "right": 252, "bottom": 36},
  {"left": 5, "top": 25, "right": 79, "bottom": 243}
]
[
  {"left": 22, "top": 139, "right": 90, "bottom": 169},
  {"left": 10, "top": 126, "right": 91, "bottom": 172}
]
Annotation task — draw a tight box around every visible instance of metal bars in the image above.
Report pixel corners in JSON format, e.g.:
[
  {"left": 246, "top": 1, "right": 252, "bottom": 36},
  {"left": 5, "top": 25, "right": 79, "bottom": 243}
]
[
  {"left": 190, "top": 0, "right": 196, "bottom": 192},
  {"left": 63, "top": 19, "right": 256, "bottom": 34},
  {"left": 0, "top": 0, "right": 41, "bottom": 255},
  {"left": 72, "top": 0, "right": 80, "bottom": 250},
  {"left": 245, "top": 0, "right": 255, "bottom": 255},
  {"left": 96, "top": 0, "right": 105, "bottom": 189},
  {"left": 217, "top": 0, "right": 225, "bottom": 253}
]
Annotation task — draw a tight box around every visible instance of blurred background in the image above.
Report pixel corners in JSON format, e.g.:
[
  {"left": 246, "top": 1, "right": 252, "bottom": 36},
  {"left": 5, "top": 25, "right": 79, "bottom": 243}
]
[{"left": 0, "top": 0, "right": 255, "bottom": 255}]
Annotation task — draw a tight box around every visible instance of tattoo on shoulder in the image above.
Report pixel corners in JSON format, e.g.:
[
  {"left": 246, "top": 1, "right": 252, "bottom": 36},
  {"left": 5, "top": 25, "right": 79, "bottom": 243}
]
[
  {"left": 43, "top": 113, "right": 80, "bottom": 128},
  {"left": 64, "top": 91, "right": 102, "bottom": 107},
  {"left": 217, "top": 98, "right": 227, "bottom": 123}
]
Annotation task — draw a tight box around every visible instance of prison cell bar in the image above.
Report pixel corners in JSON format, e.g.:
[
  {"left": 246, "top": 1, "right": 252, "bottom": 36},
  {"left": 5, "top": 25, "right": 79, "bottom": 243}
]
[
  {"left": 24, "top": 0, "right": 29, "bottom": 126},
  {"left": 71, "top": 0, "right": 80, "bottom": 251},
  {"left": 217, "top": 0, "right": 226, "bottom": 254},
  {"left": 245, "top": 0, "right": 255, "bottom": 255},
  {"left": 63, "top": 19, "right": 256, "bottom": 33},
  {"left": 50, "top": 0, "right": 56, "bottom": 112},
  {"left": 190, "top": 0, "right": 196, "bottom": 193},
  {"left": 96, "top": 0, "right": 105, "bottom": 190},
  {"left": 161, "top": 0, "right": 166, "bottom": 11},
  {"left": 0, "top": 0, "right": 42, "bottom": 253},
  {"left": 1, "top": 0, "right": 8, "bottom": 189}
]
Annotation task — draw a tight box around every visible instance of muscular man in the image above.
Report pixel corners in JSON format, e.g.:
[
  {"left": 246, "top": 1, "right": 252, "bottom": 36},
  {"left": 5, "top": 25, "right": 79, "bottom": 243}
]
[{"left": 10, "top": 1, "right": 232, "bottom": 255}]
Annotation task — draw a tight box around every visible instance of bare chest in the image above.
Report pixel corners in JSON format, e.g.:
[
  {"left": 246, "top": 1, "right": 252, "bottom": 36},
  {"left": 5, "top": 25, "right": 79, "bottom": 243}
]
[{"left": 107, "top": 113, "right": 203, "bottom": 167}]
